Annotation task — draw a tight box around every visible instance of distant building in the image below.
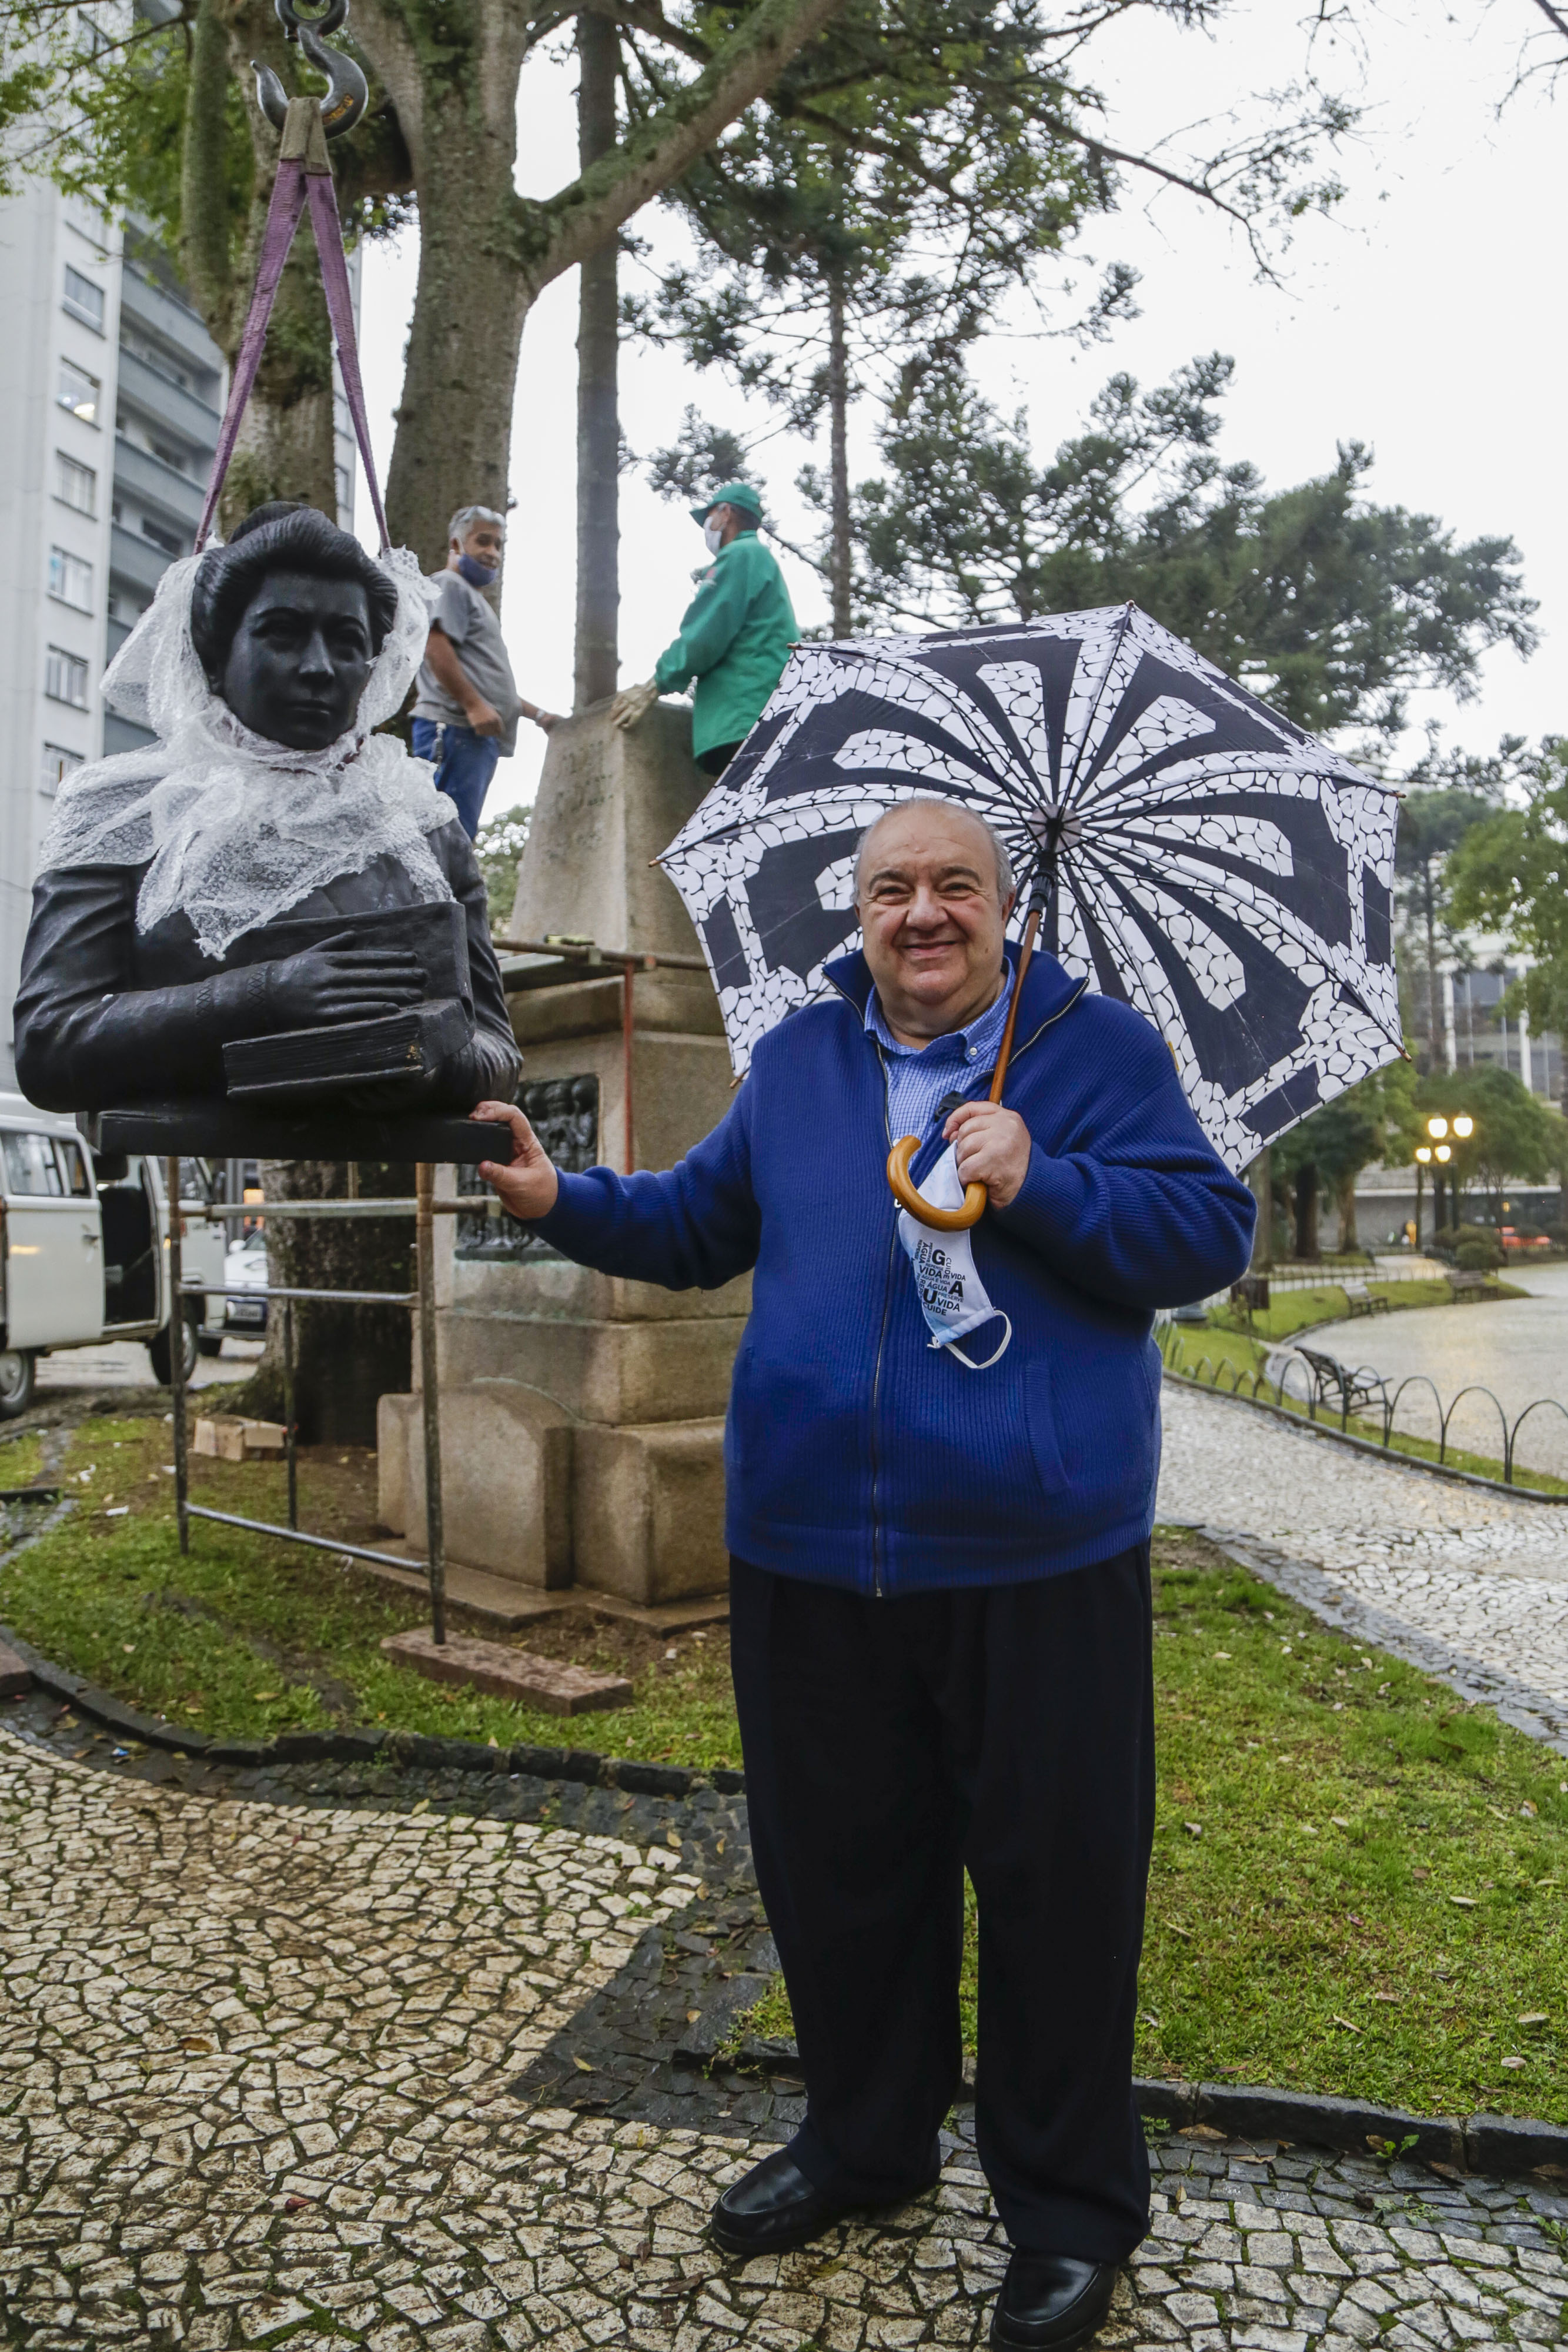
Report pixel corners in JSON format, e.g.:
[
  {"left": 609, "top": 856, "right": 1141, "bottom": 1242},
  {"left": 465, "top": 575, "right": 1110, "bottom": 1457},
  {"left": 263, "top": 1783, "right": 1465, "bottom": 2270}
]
[
  {"left": 0, "top": 179, "right": 360, "bottom": 1085},
  {"left": 1400, "top": 935, "right": 1562, "bottom": 1105}
]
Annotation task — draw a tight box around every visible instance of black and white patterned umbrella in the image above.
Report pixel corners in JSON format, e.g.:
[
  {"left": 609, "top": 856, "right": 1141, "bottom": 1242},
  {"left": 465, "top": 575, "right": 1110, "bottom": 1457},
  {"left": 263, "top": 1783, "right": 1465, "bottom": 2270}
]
[{"left": 658, "top": 603, "right": 1403, "bottom": 1170}]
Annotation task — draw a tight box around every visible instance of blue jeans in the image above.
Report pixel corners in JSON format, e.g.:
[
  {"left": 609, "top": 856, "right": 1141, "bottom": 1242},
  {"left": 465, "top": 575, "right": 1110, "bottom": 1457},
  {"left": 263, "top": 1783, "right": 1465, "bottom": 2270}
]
[{"left": 412, "top": 717, "right": 502, "bottom": 840}]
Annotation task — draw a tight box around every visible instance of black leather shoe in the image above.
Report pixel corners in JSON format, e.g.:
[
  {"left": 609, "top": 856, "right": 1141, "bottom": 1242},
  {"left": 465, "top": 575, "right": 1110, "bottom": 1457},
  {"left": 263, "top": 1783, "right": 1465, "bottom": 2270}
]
[
  {"left": 990, "top": 2253, "right": 1119, "bottom": 2350},
  {"left": 710, "top": 2146, "right": 937, "bottom": 2257}
]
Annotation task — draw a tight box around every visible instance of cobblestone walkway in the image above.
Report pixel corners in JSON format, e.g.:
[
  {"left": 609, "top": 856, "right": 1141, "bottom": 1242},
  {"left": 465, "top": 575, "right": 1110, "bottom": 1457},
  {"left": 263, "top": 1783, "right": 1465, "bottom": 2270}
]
[
  {"left": 1156, "top": 1384, "right": 1568, "bottom": 1747},
  {"left": 5, "top": 1719, "right": 1568, "bottom": 2351}
]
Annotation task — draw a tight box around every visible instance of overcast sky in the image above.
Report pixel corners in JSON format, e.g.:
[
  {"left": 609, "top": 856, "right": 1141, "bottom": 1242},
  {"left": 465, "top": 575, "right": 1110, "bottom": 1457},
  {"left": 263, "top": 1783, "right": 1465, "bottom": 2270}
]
[{"left": 353, "top": 0, "right": 1567, "bottom": 822}]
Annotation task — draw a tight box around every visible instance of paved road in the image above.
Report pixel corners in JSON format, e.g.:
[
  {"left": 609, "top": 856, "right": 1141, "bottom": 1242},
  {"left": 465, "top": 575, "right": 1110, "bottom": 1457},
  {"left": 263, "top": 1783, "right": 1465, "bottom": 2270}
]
[
  {"left": 1300, "top": 1264, "right": 1568, "bottom": 1482},
  {"left": 2, "top": 1718, "right": 1565, "bottom": 2351},
  {"left": 1156, "top": 1382, "right": 1568, "bottom": 1740},
  {"left": 34, "top": 1335, "right": 262, "bottom": 1399}
]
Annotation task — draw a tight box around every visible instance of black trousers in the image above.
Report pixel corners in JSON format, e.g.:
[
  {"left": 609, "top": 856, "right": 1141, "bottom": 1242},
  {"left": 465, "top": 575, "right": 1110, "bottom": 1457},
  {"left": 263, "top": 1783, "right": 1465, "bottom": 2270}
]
[{"left": 728, "top": 1545, "right": 1155, "bottom": 2261}]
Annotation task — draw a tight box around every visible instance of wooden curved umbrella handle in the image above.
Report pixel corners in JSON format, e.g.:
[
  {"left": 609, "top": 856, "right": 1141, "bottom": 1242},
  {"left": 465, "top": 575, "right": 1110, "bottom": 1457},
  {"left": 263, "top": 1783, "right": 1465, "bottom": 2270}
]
[{"left": 887, "top": 1134, "right": 987, "bottom": 1230}]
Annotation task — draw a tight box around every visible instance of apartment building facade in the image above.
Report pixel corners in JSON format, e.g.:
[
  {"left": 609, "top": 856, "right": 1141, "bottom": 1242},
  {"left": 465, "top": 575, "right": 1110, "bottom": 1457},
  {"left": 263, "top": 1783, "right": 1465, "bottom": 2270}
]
[{"left": 0, "top": 176, "right": 359, "bottom": 1085}]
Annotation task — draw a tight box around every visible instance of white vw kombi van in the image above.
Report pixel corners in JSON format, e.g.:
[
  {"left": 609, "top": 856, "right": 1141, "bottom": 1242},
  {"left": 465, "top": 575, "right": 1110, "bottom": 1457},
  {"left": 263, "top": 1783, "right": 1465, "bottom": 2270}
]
[{"left": 0, "top": 1092, "right": 227, "bottom": 1415}]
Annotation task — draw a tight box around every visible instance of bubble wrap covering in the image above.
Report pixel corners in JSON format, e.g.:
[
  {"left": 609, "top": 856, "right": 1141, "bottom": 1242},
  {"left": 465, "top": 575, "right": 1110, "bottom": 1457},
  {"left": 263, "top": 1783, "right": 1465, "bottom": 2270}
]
[{"left": 38, "top": 545, "right": 458, "bottom": 961}]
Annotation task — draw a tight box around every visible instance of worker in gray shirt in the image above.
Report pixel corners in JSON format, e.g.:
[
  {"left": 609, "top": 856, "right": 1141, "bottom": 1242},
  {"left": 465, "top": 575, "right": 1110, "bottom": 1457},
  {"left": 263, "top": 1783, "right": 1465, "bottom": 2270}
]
[{"left": 413, "top": 505, "right": 561, "bottom": 837}]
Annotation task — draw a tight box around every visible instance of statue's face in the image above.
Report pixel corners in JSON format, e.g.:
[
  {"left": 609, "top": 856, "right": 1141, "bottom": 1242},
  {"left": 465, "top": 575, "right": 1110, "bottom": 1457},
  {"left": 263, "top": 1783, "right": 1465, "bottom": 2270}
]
[{"left": 216, "top": 570, "right": 376, "bottom": 750}]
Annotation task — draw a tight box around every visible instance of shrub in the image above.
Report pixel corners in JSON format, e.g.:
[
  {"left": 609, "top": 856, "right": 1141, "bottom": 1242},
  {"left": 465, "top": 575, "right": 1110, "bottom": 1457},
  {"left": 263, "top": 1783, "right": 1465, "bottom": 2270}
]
[{"left": 1456, "top": 1238, "right": 1503, "bottom": 1272}]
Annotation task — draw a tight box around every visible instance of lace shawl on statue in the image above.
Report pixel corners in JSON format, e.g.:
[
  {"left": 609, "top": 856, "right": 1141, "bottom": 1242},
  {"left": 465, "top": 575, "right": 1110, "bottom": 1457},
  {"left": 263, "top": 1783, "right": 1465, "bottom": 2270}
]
[{"left": 38, "top": 544, "right": 459, "bottom": 961}]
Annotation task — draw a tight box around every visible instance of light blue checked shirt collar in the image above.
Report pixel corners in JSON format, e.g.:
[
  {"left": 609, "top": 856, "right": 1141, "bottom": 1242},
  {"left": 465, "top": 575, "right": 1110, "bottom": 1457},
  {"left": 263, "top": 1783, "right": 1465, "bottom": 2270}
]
[{"left": 865, "top": 957, "right": 1017, "bottom": 1147}]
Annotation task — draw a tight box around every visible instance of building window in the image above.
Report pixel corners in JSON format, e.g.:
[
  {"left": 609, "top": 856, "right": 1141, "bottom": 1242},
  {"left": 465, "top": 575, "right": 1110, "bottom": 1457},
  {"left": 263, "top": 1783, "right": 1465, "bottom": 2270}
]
[
  {"left": 140, "top": 515, "right": 183, "bottom": 557},
  {"left": 56, "top": 358, "right": 99, "bottom": 424},
  {"left": 41, "top": 743, "right": 83, "bottom": 796},
  {"left": 55, "top": 452, "right": 97, "bottom": 514},
  {"left": 150, "top": 439, "right": 190, "bottom": 475},
  {"left": 48, "top": 546, "right": 94, "bottom": 612},
  {"left": 45, "top": 647, "right": 90, "bottom": 709},
  {"left": 62, "top": 264, "right": 105, "bottom": 331}
]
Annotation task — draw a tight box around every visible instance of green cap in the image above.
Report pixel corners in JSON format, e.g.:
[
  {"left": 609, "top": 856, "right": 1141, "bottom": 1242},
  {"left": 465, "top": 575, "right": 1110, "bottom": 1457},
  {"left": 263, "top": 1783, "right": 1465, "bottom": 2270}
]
[{"left": 690, "top": 480, "right": 764, "bottom": 526}]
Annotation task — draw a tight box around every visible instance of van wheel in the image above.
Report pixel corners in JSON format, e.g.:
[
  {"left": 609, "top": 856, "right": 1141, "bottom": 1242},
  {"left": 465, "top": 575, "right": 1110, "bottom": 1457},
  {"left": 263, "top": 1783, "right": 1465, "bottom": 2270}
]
[
  {"left": 148, "top": 1310, "right": 199, "bottom": 1387},
  {"left": 0, "top": 1350, "right": 37, "bottom": 1418}
]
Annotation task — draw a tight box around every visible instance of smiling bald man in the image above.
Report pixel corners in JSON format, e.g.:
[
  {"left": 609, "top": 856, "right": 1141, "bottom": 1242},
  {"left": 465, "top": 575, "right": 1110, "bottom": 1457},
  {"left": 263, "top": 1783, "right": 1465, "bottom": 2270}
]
[{"left": 472, "top": 796, "right": 1255, "bottom": 2350}]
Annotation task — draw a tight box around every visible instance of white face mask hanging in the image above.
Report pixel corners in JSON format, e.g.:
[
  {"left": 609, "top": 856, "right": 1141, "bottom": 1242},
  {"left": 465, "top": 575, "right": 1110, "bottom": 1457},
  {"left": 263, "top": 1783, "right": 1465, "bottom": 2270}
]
[
  {"left": 895, "top": 1144, "right": 1012, "bottom": 1371},
  {"left": 703, "top": 519, "right": 725, "bottom": 556}
]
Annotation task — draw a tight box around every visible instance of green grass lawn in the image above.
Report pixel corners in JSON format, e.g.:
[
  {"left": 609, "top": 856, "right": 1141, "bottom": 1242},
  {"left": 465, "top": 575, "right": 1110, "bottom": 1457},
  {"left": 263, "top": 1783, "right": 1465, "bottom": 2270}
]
[
  {"left": 4, "top": 1419, "right": 1566, "bottom": 2120},
  {"left": 0, "top": 1415, "right": 743, "bottom": 1766},
  {"left": 741, "top": 1528, "right": 1568, "bottom": 2124}
]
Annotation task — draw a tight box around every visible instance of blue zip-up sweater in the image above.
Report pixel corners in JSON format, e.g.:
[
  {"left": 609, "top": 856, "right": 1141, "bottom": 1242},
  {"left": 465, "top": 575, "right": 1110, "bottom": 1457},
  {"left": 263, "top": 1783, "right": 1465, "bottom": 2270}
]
[{"left": 536, "top": 947, "right": 1256, "bottom": 1594}]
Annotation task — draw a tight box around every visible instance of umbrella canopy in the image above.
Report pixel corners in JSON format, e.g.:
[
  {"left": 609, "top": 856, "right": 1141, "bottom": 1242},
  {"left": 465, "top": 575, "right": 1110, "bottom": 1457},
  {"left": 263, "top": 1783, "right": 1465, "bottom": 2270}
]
[{"left": 658, "top": 602, "right": 1404, "bottom": 1170}]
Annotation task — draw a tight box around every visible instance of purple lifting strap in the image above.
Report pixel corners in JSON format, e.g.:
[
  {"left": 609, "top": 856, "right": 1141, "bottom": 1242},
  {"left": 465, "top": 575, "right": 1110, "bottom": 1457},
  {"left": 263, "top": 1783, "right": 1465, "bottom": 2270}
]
[{"left": 196, "top": 101, "right": 390, "bottom": 552}]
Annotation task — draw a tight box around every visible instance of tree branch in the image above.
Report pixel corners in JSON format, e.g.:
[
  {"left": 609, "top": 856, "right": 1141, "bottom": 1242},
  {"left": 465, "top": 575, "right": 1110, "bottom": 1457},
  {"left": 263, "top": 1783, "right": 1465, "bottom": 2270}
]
[
  {"left": 521, "top": 0, "right": 851, "bottom": 288},
  {"left": 605, "top": 0, "right": 711, "bottom": 66}
]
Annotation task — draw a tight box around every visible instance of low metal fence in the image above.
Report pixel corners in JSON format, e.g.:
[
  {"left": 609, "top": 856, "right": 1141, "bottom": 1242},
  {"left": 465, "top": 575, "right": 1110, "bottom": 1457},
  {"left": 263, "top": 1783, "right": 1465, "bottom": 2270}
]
[
  {"left": 165, "top": 1164, "right": 508, "bottom": 1644},
  {"left": 1155, "top": 1318, "right": 1568, "bottom": 1491}
]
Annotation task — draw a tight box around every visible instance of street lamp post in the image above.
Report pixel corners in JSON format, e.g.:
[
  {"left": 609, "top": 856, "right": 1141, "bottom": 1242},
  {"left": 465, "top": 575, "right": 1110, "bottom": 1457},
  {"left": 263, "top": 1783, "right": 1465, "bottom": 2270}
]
[{"left": 1417, "top": 1112, "right": 1476, "bottom": 1243}]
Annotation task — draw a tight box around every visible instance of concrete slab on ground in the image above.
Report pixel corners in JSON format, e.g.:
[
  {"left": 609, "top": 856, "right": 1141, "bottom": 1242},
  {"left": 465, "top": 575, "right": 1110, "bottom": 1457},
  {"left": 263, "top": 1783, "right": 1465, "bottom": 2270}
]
[{"left": 380, "top": 1625, "right": 634, "bottom": 1713}]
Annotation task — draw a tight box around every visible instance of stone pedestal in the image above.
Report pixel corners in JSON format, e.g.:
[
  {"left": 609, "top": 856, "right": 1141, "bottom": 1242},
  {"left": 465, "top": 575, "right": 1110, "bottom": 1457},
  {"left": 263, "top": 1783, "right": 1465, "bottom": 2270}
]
[{"left": 377, "top": 703, "right": 744, "bottom": 1605}]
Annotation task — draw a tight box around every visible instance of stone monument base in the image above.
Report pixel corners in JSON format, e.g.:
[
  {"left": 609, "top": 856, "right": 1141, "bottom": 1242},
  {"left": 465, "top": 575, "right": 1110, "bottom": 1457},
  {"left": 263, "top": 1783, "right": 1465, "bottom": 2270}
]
[
  {"left": 373, "top": 700, "right": 743, "bottom": 1608},
  {"left": 377, "top": 1389, "right": 728, "bottom": 1606}
]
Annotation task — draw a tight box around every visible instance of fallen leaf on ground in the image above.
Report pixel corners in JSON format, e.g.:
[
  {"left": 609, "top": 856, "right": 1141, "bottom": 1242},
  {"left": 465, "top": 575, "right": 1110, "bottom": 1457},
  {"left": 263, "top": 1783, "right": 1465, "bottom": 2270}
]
[
  {"left": 1449, "top": 1896, "right": 1478, "bottom": 1909},
  {"left": 571, "top": 2056, "right": 594, "bottom": 2073},
  {"left": 1518, "top": 2013, "right": 1549, "bottom": 2027},
  {"left": 1183, "top": 1822, "right": 1202, "bottom": 1838},
  {"left": 1332, "top": 2016, "right": 1362, "bottom": 2034}
]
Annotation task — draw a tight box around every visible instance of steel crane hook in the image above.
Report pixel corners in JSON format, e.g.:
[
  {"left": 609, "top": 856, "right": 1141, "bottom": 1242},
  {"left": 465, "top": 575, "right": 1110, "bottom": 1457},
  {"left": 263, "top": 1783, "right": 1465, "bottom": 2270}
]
[{"left": 253, "top": 0, "right": 369, "bottom": 140}]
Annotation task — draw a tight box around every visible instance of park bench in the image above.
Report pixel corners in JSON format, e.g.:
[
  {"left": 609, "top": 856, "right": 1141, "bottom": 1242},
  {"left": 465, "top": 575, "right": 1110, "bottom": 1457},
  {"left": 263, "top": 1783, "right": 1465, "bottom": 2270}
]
[
  {"left": 1340, "top": 1279, "right": 1389, "bottom": 1318},
  {"left": 1290, "top": 1344, "right": 1385, "bottom": 1419},
  {"left": 1446, "top": 1269, "right": 1493, "bottom": 1303}
]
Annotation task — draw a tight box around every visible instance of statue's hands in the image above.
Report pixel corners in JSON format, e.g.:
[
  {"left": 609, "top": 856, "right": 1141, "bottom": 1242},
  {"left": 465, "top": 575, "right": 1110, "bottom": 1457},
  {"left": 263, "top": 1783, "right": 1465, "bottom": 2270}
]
[
  {"left": 611, "top": 679, "right": 659, "bottom": 733},
  {"left": 472, "top": 1100, "right": 559, "bottom": 1221},
  {"left": 266, "top": 930, "right": 428, "bottom": 1028}
]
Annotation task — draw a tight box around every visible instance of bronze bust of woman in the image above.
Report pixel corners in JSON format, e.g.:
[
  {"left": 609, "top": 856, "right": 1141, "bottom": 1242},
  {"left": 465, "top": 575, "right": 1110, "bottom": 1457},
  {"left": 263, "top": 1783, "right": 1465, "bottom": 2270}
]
[{"left": 15, "top": 502, "right": 521, "bottom": 1117}]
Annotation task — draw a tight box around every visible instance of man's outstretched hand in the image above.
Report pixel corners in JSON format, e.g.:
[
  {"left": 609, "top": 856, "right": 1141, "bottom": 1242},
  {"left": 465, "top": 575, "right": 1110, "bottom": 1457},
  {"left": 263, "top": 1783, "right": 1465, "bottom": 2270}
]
[{"left": 472, "top": 1101, "right": 559, "bottom": 1221}]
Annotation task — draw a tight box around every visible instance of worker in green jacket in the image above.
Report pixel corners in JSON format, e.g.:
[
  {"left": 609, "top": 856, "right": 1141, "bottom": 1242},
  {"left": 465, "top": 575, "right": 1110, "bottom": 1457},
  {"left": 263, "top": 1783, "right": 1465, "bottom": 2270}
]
[{"left": 611, "top": 482, "right": 797, "bottom": 774}]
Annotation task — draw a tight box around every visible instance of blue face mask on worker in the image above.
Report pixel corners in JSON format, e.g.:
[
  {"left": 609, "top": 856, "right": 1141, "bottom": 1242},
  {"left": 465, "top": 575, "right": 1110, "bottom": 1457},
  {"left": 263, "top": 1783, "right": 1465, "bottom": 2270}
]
[{"left": 456, "top": 551, "right": 499, "bottom": 587}]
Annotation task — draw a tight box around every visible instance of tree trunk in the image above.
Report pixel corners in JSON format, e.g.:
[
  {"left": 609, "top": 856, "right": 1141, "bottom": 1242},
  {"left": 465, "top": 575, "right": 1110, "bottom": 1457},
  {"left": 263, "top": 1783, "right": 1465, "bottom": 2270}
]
[
  {"left": 1336, "top": 1169, "right": 1358, "bottom": 1252},
  {"left": 1293, "top": 1164, "right": 1319, "bottom": 1261},
  {"left": 1423, "top": 866, "right": 1442, "bottom": 1075},
  {"left": 236, "top": 1162, "right": 413, "bottom": 1445},
  {"left": 1247, "top": 1147, "right": 1273, "bottom": 1269},
  {"left": 574, "top": 11, "right": 620, "bottom": 709},
  {"left": 379, "top": 78, "right": 531, "bottom": 566},
  {"left": 827, "top": 269, "right": 852, "bottom": 636}
]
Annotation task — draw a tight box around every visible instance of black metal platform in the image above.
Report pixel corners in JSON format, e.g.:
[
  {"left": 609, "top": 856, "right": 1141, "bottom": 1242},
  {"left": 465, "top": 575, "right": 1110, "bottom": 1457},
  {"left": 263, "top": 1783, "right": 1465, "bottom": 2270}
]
[{"left": 83, "top": 1104, "right": 516, "bottom": 1164}]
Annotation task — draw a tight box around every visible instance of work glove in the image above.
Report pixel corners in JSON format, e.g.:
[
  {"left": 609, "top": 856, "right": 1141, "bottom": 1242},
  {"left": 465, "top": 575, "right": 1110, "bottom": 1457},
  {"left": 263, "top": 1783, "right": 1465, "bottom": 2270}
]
[{"left": 611, "top": 679, "right": 660, "bottom": 732}]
